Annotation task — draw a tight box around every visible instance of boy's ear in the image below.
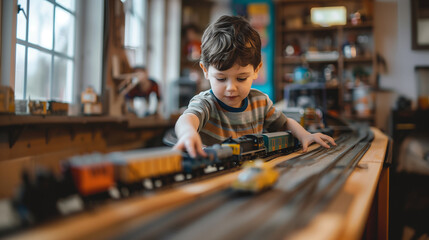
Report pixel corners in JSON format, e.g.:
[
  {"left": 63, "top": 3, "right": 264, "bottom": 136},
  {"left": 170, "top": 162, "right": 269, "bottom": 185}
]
[
  {"left": 199, "top": 62, "right": 209, "bottom": 79},
  {"left": 255, "top": 62, "right": 263, "bottom": 73},
  {"left": 254, "top": 62, "right": 263, "bottom": 79}
]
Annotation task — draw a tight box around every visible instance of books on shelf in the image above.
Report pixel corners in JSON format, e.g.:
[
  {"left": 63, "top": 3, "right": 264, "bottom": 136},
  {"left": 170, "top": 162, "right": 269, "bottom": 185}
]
[{"left": 305, "top": 51, "right": 339, "bottom": 61}]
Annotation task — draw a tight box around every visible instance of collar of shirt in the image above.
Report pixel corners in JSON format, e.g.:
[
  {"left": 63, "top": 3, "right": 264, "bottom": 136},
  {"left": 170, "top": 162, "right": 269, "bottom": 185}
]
[{"left": 210, "top": 89, "right": 248, "bottom": 112}]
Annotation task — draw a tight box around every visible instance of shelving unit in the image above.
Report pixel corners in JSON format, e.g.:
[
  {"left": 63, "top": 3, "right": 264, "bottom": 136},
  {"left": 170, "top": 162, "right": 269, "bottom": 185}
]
[{"left": 275, "top": 0, "right": 376, "bottom": 121}]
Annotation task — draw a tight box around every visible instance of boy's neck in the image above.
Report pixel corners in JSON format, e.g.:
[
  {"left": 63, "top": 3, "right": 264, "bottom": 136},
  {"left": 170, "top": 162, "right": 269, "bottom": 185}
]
[{"left": 210, "top": 90, "right": 248, "bottom": 112}]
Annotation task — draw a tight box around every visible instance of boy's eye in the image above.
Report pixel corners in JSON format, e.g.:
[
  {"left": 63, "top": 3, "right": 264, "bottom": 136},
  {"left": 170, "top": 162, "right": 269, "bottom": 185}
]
[
  {"left": 216, "top": 78, "right": 226, "bottom": 81},
  {"left": 237, "top": 77, "right": 247, "bottom": 82}
]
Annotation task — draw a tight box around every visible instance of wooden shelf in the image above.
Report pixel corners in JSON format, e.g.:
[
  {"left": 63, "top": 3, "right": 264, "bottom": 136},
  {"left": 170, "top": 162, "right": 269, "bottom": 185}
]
[
  {"left": 277, "top": 0, "right": 368, "bottom": 3},
  {"left": 281, "top": 82, "right": 340, "bottom": 89},
  {"left": 343, "top": 22, "right": 373, "bottom": 30},
  {"left": 343, "top": 114, "right": 375, "bottom": 122},
  {"left": 277, "top": 57, "right": 339, "bottom": 65},
  {"left": 344, "top": 56, "right": 373, "bottom": 63},
  {"left": 0, "top": 115, "right": 122, "bottom": 127},
  {"left": 0, "top": 114, "right": 175, "bottom": 128},
  {"left": 280, "top": 22, "right": 373, "bottom": 33},
  {"left": 277, "top": 56, "right": 372, "bottom": 65},
  {"left": 274, "top": 0, "right": 376, "bottom": 109}
]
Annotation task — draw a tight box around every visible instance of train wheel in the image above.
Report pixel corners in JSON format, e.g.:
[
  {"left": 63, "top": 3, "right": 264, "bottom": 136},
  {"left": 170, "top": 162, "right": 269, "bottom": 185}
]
[
  {"left": 193, "top": 168, "right": 204, "bottom": 178},
  {"left": 216, "top": 164, "right": 221, "bottom": 171},
  {"left": 223, "top": 162, "right": 228, "bottom": 169},
  {"left": 193, "top": 169, "right": 200, "bottom": 178},
  {"left": 119, "top": 186, "right": 130, "bottom": 198},
  {"left": 152, "top": 178, "right": 163, "bottom": 189},
  {"left": 162, "top": 175, "right": 175, "bottom": 187}
]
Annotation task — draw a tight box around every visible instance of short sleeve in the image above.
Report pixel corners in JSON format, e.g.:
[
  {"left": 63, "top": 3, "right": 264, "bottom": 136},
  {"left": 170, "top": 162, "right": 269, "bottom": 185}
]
[
  {"left": 263, "top": 96, "right": 288, "bottom": 132},
  {"left": 182, "top": 93, "right": 212, "bottom": 131}
]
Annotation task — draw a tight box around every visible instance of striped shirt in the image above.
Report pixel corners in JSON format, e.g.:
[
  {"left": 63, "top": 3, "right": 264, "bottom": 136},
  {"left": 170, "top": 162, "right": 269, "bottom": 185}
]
[{"left": 183, "top": 89, "right": 288, "bottom": 146}]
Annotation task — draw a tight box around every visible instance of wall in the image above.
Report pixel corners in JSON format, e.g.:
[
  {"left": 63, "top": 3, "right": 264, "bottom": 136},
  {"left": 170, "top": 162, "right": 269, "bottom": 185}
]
[
  {"left": 210, "top": 0, "right": 232, "bottom": 24},
  {"left": 75, "top": 0, "right": 104, "bottom": 100},
  {"left": 165, "top": 0, "right": 182, "bottom": 118},
  {"left": 375, "top": 0, "right": 429, "bottom": 107},
  {"left": 0, "top": 0, "right": 17, "bottom": 88},
  {"left": 231, "top": 0, "right": 275, "bottom": 100},
  {"left": 148, "top": 0, "right": 182, "bottom": 118}
]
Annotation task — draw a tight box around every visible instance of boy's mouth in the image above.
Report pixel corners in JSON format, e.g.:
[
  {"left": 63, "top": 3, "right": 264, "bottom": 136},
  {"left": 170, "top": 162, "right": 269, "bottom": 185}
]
[{"left": 225, "top": 96, "right": 238, "bottom": 100}]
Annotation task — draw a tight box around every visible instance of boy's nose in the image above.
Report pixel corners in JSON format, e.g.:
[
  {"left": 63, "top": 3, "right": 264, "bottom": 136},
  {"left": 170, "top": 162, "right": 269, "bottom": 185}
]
[{"left": 226, "top": 81, "right": 237, "bottom": 91}]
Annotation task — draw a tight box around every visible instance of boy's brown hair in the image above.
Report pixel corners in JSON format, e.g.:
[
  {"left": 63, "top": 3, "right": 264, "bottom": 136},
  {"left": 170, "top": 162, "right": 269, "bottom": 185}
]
[{"left": 200, "top": 15, "right": 261, "bottom": 71}]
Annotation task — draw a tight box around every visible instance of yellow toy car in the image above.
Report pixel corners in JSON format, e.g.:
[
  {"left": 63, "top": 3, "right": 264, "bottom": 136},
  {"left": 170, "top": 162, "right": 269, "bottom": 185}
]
[{"left": 231, "top": 160, "right": 279, "bottom": 193}]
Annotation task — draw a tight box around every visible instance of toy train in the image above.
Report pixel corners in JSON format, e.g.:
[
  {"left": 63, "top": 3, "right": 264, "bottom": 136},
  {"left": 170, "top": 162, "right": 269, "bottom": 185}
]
[{"left": 14, "top": 131, "right": 299, "bottom": 223}]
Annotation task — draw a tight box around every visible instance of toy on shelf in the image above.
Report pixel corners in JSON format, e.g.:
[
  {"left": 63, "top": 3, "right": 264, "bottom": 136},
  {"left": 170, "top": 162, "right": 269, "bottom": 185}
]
[
  {"left": 301, "top": 107, "right": 325, "bottom": 131},
  {"left": 48, "top": 101, "right": 69, "bottom": 115},
  {"left": 28, "top": 100, "right": 48, "bottom": 115},
  {"left": 0, "top": 86, "right": 15, "bottom": 114},
  {"left": 81, "top": 87, "right": 102, "bottom": 115}
]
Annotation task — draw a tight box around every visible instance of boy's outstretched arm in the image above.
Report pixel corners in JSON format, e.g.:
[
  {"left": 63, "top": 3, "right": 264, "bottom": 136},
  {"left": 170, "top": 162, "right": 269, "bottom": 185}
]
[
  {"left": 173, "top": 113, "right": 207, "bottom": 158},
  {"left": 285, "top": 118, "right": 336, "bottom": 152}
]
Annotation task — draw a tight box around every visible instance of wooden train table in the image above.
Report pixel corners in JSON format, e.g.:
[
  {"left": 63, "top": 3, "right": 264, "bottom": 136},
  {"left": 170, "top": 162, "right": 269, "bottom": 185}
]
[{"left": 8, "top": 128, "right": 390, "bottom": 240}]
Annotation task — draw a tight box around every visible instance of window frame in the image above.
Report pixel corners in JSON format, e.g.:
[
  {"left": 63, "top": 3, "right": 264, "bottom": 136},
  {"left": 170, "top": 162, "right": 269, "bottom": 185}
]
[
  {"left": 123, "top": 0, "right": 147, "bottom": 67},
  {"left": 15, "top": 0, "right": 77, "bottom": 102}
]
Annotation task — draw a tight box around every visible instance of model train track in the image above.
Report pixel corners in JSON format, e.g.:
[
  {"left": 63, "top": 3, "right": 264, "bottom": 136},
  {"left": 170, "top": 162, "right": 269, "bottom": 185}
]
[
  {"left": 110, "top": 125, "right": 374, "bottom": 240},
  {"left": 250, "top": 127, "right": 374, "bottom": 239}
]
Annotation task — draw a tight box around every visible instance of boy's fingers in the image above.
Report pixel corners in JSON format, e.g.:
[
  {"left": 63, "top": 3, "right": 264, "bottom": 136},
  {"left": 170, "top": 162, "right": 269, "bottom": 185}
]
[
  {"left": 195, "top": 138, "right": 207, "bottom": 157},
  {"left": 198, "top": 148, "right": 207, "bottom": 157},
  {"left": 196, "top": 141, "right": 207, "bottom": 157},
  {"left": 185, "top": 141, "right": 197, "bottom": 158},
  {"left": 317, "top": 138, "right": 330, "bottom": 148},
  {"left": 195, "top": 141, "right": 205, "bottom": 156},
  {"left": 302, "top": 142, "right": 308, "bottom": 152},
  {"left": 322, "top": 135, "right": 336, "bottom": 146},
  {"left": 173, "top": 142, "right": 184, "bottom": 150}
]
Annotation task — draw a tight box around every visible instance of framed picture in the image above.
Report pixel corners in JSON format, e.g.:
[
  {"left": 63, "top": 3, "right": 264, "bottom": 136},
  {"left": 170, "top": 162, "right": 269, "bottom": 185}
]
[{"left": 412, "top": 0, "right": 429, "bottom": 50}]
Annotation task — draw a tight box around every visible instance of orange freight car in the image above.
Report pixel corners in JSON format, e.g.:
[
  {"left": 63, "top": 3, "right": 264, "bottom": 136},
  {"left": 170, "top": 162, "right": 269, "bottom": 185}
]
[{"left": 69, "top": 154, "right": 115, "bottom": 196}]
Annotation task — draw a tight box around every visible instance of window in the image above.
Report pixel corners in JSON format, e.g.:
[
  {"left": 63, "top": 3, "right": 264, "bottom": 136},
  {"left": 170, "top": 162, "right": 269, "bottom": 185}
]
[
  {"left": 123, "top": 0, "right": 147, "bottom": 67},
  {"left": 15, "top": 0, "right": 76, "bottom": 102}
]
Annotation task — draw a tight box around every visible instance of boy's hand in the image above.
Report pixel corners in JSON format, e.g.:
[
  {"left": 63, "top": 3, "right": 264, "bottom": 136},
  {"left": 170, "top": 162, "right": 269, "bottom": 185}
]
[
  {"left": 173, "top": 131, "right": 207, "bottom": 158},
  {"left": 300, "top": 133, "right": 336, "bottom": 152}
]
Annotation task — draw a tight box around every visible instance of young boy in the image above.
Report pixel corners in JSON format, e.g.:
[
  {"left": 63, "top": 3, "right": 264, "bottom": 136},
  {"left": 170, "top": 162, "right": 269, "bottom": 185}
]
[{"left": 174, "top": 15, "right": 335, "bottom": 158}]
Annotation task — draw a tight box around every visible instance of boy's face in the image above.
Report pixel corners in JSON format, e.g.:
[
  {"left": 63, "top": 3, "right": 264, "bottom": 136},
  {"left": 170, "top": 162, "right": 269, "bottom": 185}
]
[{"left": 200, "top": 63, "right": 262, "bottom": 108}]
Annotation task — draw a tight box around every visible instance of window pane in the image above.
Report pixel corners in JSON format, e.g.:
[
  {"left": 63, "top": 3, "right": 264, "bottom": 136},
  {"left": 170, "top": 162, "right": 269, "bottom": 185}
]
[
  {"left": 15, "top": 44, "right": 26, "bottom": 99},
  {"left": 125, "top": 14, "right": 142, "bottom": 48},
  {"left": 133, "top": 0, "right": 144, "bottom": 18},
  {"left": 27, "top": 48, "right": 51, "bottom": 100},
  {"left": 55, "top": 7, "right": 75, "bottom": 56},
  {"left": 29, "top": 0, "right": 53, "bottom": 50},
  {"left": 53, "top": 57, "right": 73, "bottom": 102},
  {"left": 17, "top": 0, "right": 27, "bottom": 40},
  {"left": 56, "top": 0, "right": 75, "bottom": 12}
]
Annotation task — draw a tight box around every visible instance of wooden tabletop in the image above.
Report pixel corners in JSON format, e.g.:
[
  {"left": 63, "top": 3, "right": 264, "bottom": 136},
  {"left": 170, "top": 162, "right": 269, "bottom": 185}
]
[
  {"left": 288, "top": 127, "right": 389, "bottom": 240},
  {"left": 9, "top": 128, "right": 389, "bottom": 240}
]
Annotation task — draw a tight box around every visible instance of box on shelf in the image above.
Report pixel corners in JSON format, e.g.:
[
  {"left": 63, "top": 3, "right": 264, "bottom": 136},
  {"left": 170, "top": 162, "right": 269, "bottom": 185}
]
[{"left": 0, "top": 86, "right": 15, "bottom": 114}]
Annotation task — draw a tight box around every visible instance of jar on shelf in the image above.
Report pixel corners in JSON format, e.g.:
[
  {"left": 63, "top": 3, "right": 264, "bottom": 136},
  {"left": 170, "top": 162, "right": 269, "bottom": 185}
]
[
  {"left": 416, "top": 67, "right": 429, "bottom": 110},
  {"left": 353, "top": 85, "right": 373, "bottom": 117}
]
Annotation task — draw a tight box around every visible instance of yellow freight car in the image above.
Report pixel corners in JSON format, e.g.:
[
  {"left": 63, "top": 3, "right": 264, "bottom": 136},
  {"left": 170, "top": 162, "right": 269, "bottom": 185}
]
[{"left": 108, "top": 147, "right": 183, "bottom": 185}]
